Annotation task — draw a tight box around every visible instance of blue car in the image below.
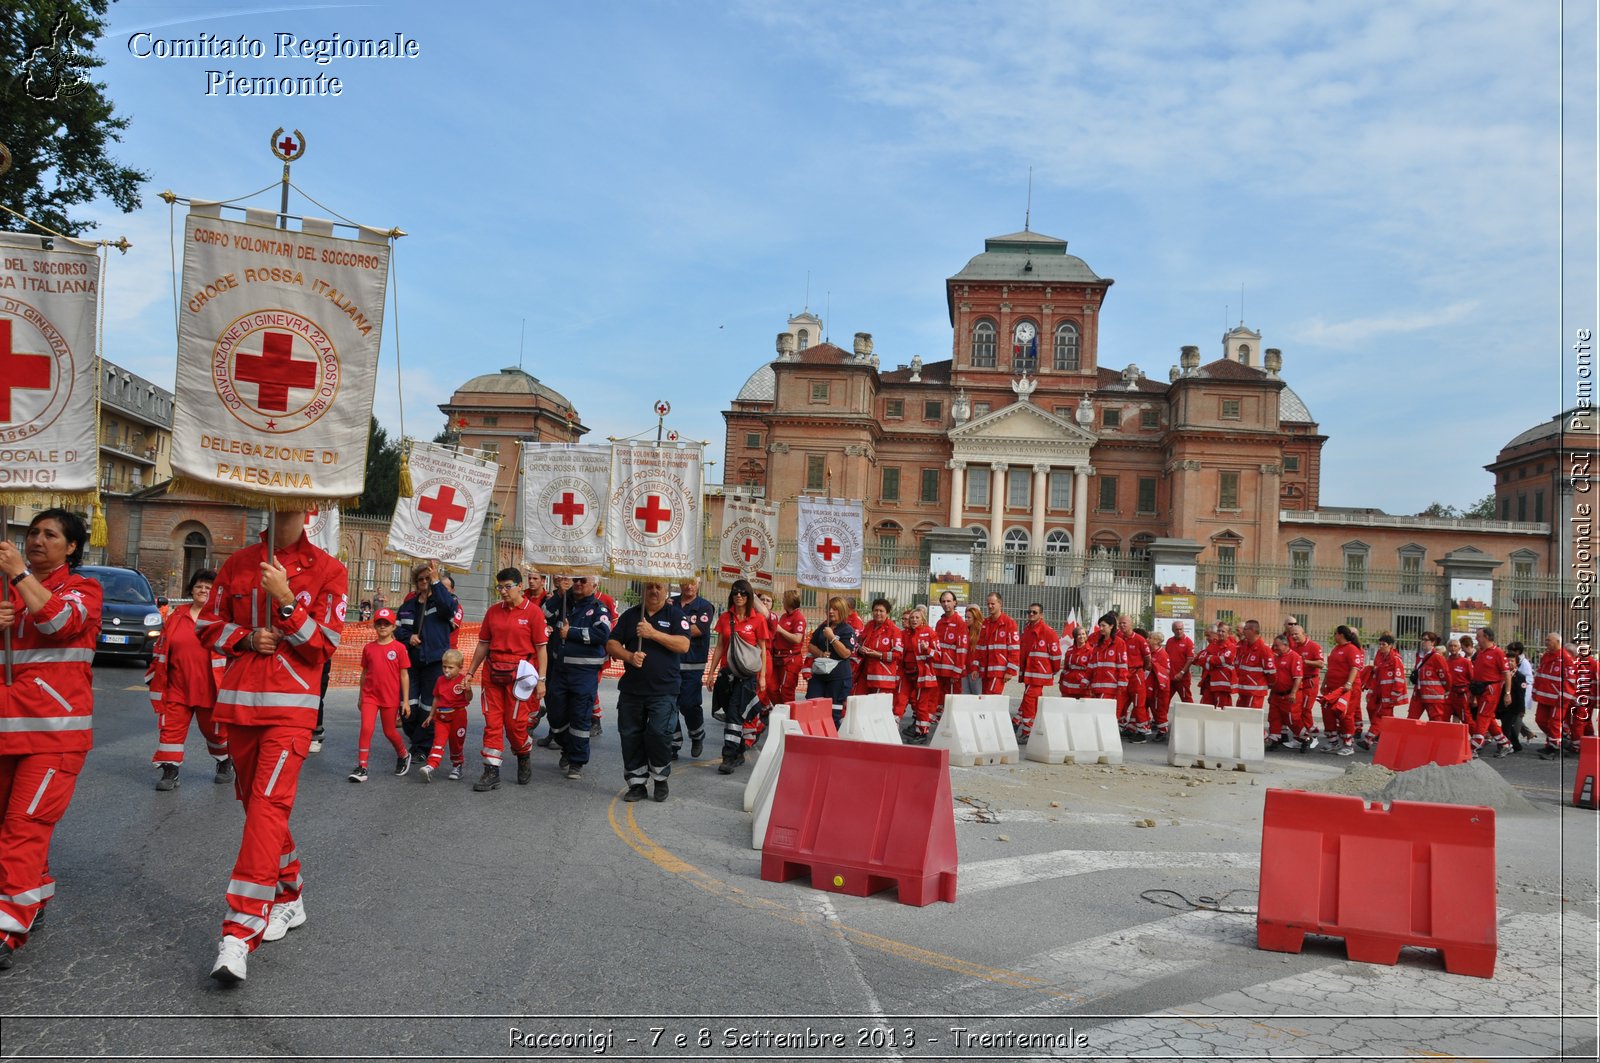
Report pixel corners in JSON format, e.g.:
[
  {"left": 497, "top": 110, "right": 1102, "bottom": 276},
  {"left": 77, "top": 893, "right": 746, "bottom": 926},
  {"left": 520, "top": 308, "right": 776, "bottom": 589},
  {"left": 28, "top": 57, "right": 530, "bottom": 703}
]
[{"left": 78, "top": 565, "right": 164, "bottom": 665}]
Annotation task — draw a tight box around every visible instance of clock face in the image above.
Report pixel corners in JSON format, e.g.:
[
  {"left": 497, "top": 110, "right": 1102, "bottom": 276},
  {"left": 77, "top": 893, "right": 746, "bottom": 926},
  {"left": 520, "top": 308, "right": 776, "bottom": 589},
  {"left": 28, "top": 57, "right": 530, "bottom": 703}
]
[{"left": 1015, "top": 321, "right": 1037, "bottom": 343}]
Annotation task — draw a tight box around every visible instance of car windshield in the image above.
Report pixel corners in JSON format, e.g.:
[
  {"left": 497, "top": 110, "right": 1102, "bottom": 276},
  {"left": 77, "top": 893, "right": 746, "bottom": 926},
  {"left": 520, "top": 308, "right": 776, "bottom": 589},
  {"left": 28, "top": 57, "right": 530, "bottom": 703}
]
[{"left": 85, "top": 569, "right": 155, "bottom": 604}]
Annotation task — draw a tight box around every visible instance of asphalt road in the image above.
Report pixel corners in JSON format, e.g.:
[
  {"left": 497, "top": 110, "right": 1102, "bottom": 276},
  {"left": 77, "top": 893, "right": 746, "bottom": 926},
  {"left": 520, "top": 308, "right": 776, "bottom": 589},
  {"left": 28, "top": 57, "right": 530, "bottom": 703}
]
[{"left": 1, "top": 666, "right": 1595, "bottom": 1062}]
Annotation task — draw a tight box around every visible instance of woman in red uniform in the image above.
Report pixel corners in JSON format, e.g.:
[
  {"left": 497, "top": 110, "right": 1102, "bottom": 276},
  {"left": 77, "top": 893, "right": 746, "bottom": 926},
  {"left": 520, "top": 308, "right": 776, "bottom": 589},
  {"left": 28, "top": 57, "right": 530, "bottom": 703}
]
[
  {"left": 857, "top": 599, "right": 900, "bottom": 701},
  {"left": 1319, "top": 625, "right": 1365, "bottom": 756},
  {"left": 146, "top": 568, "right": 231, "bottom": 791},
  {"left": 708, "top": 579, "right": 769, "bottom": 774},
  {"left": 0, "top": 509, "right": 101, "bottom": 971}
]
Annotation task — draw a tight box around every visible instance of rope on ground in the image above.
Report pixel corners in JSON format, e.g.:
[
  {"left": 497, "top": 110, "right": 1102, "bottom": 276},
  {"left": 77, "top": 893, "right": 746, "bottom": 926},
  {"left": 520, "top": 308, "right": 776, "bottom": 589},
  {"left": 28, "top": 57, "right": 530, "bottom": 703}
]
[{"left": 1139, "top": 887, "right": 1257, "bottom": 915}]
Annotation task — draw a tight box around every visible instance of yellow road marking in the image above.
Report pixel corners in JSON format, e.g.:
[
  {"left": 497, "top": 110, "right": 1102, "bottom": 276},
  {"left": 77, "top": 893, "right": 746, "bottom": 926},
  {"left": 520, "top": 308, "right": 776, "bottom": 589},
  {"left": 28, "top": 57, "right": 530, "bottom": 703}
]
[{"left": 606, "top": 793, "right": 1076, "bottom": 998}]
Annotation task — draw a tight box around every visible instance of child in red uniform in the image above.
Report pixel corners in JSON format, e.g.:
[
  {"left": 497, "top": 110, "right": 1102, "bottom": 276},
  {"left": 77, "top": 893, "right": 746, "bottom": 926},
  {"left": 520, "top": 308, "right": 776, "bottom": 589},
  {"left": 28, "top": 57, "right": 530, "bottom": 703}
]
[
  {"left": 351, "top": 609, "right": 411, "bottom": 782},
  {"left": 420, "top": 648, "right": 472, "bottom": 781}
]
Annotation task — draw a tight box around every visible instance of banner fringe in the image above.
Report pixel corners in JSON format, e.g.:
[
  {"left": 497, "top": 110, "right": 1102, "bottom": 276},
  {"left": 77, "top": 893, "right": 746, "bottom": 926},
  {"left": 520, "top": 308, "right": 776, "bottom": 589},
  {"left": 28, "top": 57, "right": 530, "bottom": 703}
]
[{"left": 0, "top": 490, "right": 99, "bottom": 510}]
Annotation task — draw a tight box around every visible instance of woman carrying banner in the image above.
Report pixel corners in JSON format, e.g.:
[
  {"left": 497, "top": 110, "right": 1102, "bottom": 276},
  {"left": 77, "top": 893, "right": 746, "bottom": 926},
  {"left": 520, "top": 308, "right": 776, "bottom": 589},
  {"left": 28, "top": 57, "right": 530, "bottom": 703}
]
[
  {"left": 146, "top": 568, "right": 231, "bottom": 791},
  {"left": 806, "top": 596, "right": 858, "bottom": 725},
  {"left": 0, "top": 509, "right": 101, "bottom": 972},
  {"left": 707, "top": 579, "right": 769, "bottom": 775}
]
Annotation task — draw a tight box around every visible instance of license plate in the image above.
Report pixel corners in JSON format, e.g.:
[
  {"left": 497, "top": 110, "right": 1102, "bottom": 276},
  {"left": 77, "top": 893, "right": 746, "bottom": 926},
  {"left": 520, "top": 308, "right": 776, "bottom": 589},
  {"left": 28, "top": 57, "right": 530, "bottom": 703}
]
[{"left": 101, "top": 634, "right": 131, "bottom": 645}]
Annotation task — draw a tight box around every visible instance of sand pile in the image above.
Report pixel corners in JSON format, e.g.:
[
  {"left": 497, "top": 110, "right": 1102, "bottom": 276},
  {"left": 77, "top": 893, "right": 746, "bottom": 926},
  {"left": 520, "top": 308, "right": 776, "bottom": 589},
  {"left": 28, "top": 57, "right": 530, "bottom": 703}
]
[{"left": 1292, "top": 759, "right": 1539, "bottom": 815}]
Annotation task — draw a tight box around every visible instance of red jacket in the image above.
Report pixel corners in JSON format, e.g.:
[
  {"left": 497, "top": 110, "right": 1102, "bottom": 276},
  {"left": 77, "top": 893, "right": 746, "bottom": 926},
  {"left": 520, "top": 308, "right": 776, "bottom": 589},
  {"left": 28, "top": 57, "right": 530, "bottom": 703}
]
[
  {"left": 1374, "top": 649, "right": 1408, "bottom": 709},
  {"left": 1198, "top": 639, "right": 1236, "bottom": 696},
  {"left": 1446, "top": 653, "right": 1473, "bottom": 693},
  {"left": 1415, "top": 649, "right": 1450, "bottom": 708},
  {"left": 1270, "top": 646, "right": 1304, "bottom": 697},
  {"left": 1087, "top": 632, "right": 1128, "bottom": 698},
  {"left": 977, "top": 613, "right": 1021, "bottom": 681},
  {"left": 1533, "top": 648, "right": 1575, "bottom": 708},
  {"left": 1059, "top": 641, "right": 1093, "bottom": 697},
  {"left": 145, "top": 606, "right": 225, "bottom": 711},
  {"left": 0, "top": 563, "right": 102, "bottom": 755},
  {"left": 905, "top": 623, "right": 937, "bottom": 687},
  {"left": 1234, "top": 637, "right": 1274, "bottom": 700},
  {"left": 859, "top": 619, "right": 900, "bottom": 691},
  {"left": 1020, "top": 620, "right": 1062, "bottom": 686},
  {"left": 932, "top": 611, "right": 968, "bottom": 678},
  {"left": 198, "top": 531, "right": 347, "bottom": 730}
]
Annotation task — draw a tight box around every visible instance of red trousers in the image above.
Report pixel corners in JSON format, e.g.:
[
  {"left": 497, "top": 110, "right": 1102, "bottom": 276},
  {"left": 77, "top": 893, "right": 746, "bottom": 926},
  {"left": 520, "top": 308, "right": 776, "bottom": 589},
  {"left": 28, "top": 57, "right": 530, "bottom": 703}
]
[
  {"left": 1320, "top": 689, "right": 1357, "bottom": 736},
  {"left": 1447, "top": 690, "right": 1470, "bottom": 722},
  {"left": 480, "top": 682, "right": 534, "bottom": 767},
  {"left": 153, "top": 701, "right": 228, "bottom": 766},
  {"left": 938, "top": 675, "right": 963, "bottom": 701},
  {"left": 1171, "top": 671, "right": 1193, "bottom": 703},
  {"left": 426, "top": 709, "right": 469, "bottom": 769},
  {"left": 1294, "top": 686, "right": 1318, "bottom": 736},
  {"left": 1015, "top": 683, "right": 1050, "bottom": 738},
  {"left": 1148, "top": 680, "right": 1171, "bottom": 730},
  {"left": 892, "top": 676, "right": 914, "bottom": 719},
  {"left": 771, "top": 656, "right": 802, "bottom": 705},
  {"left": 223, "top": 725, "right": 307, "bottom": 949},
  {"left": 1411, "top": 697, "right": 1449, "bottom": 722},
  {"left": 1267, "top": 694, "right": 1296, "bottom": 737},
  {"left": 1236, "top": 692, "right": 1266, "bottom": 710},
  {"left": 357, "top": 697, "right": 407, "bottom": 768},
  {"left": 911, "top": 683, "right": 940, "bottom": 734},
  {"left": 1117, "top": 673, "right": 1147, "bottom": 727},
  {"left": 0, "top": 751, "right": 84, "bottom": 953},
  {"left": 1533, "top": 699, "right": 1563, "bottom": 743},
  {"left": 1203, "top": 687, "right": 1234, "bottom": 708},
  {"left": 1468, "top": 683, "right": 1505, "bottom": 741},
  {"left": 981, "top": 673, "right": 1009, "bottom": 696}
]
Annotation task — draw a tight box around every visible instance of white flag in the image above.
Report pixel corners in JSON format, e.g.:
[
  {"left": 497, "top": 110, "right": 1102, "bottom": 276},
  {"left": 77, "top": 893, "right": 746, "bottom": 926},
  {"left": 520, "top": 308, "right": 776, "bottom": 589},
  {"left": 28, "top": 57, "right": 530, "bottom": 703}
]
[
  {"left": 520, "top": 443, "right": 609, "bottom": 575},
  {"left": 303, "top": 504, "right": 341, "bottom": 554},
  {"left": 0, "top": 233, "right": 100, "bottom": 501},
  {"left": 386, "top": 441, "right": 498, "bottom": 569},
  {"left": 717, "top": 498, "right": 778, "bottom": 590},
  {"left": 796, "top": 496, "right": 864, "bottom": 591},
  {"left": 605, "top": 442, "right": 702, "bottom": 580},
  {"left": 169, "top": 209, "right": 389, "bottom": 503}
]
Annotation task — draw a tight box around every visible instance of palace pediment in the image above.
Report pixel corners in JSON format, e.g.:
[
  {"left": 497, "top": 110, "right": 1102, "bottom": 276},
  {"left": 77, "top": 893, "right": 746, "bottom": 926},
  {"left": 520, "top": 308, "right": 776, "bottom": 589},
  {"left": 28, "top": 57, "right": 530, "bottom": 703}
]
[{"left": 949, "top": 400, "right": 1097, "bottom": 464}]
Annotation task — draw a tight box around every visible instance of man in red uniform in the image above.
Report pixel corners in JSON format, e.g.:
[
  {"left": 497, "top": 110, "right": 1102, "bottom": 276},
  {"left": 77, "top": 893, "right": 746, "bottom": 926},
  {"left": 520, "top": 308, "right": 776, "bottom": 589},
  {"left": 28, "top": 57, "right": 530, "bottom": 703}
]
[
  {"left": 892, "top": 608, "right": 918, "bottom": 720},
  {"left": 931, "top": 591, "right": 968, "bottom": 701},
  {"left": 1319, "top": 625, "right": 1365, "bottom": 756},
  {"left": 1569, "top": 644, "right": 1597, "bottom": 753},
  {"left": 977, "top": 592, "right": 1020, "bottom": 696},
  {"left": 1411, "top": 632, "right": 1450, "bottom": 722},
  {"left": 1532, "top": 631, "right": 1575, "bottom": 759},
  {"left": 1145, "top": 630, "right": 1172, "bottom": 740},
  {"left": 1232, "top": 620, "right": 1273, "bottom": 710},
  {"left": 1446, "top": 636, "right": 1474, "bottom": 723},
  {"left": 1469, "top": 626, "right": 1513, "bottom": 757},
  {"left": 1266, "top": 633, "right": 1304, "bottom": 748},
  {"left": 1165, "top": 621, "right": 1195, "bottom": 704},
  {"left": 1197, "top": 626, "right": 1236, "bottom": 708},
  {"left": 466, "top": 568, "right": 549, "bottom": 791},
  {"left": 1363, "top": 633, "right": 1408, "bottom": 747},
  {"left": 1116, "top": 614, "right": 1151, "bottom": 735},
  {"left": 198, "top": 510, "right": 346, "bottom": 984},
  {"left": 0, "top": 510, "right": 100, "bottom": 973},
  {"left": 1287, "top": 623, "right": 1323, "bottom": 747},
  {"left": 1016, "top": 603, "right": 1061, "bottom": 742}
]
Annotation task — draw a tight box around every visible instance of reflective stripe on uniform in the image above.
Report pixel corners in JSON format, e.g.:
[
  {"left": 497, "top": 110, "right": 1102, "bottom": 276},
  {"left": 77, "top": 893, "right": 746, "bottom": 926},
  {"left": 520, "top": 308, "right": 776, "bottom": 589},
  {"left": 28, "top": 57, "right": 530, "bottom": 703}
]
[
  {"left": 217, "top": 689, "right": 321, "bottom": 710},
  {"left": 228, "top": 879, "right": 277, "bottom": 902},
  {"left": 0, "top": 716, "right": 92, "bottom": 732},
  {"left": 8, "top": 647, "right": 94, "bottom": 665}
]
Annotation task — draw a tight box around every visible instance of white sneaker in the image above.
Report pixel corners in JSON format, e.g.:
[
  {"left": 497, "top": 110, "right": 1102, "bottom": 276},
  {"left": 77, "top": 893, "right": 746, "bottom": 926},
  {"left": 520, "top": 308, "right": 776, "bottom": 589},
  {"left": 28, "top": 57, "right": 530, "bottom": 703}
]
[
  {"left": 1335, "top": 739, "right": 1355, "bottom": 757},
  {"left": 210, "top": 937, "right": 249, "bottom": 983},
  {"left": 419, "top": 764, "right": 434, "bottom": 783},
  {"left": 1280, "top": 736, "right": 1304, "bottom": 751},
  {"left": 262, "top": 897, "right": 306, "bottom": 942},
  {"left": 309, "top": 738, "right": 323, "bottom": 754}
]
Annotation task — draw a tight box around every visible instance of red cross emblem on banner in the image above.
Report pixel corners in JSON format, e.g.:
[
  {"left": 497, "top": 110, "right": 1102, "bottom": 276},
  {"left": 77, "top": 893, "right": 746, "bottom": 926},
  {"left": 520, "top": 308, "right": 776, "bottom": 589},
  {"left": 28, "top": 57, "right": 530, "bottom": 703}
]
[
  {"left": 816, "top": 537, "right": 842, "bottom": 562},
  {"left": 740, "top": 538, "right": 760, "bottom": 562},
  {"left": 0, "top": 320, "right": 53, "bottom": 422},
  {"left": 634, "top": 494, "right": 672, "bottom": 533},
  {"left": 418, "top": 485, "right": 468, "bottom": 533},
  {"left": 550, "top": 491, "right": 585, "bottom": 526},
  {"left": 236, "top": 331, "right": 317, "bottom": 413}
]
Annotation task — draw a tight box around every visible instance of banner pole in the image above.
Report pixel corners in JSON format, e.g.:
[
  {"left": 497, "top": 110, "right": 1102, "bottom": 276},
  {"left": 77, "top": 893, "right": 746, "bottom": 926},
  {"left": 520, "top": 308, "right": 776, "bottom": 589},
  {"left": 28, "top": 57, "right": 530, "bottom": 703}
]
[{"left": 3, "top": 502, "right": 12, "bottom": 686}]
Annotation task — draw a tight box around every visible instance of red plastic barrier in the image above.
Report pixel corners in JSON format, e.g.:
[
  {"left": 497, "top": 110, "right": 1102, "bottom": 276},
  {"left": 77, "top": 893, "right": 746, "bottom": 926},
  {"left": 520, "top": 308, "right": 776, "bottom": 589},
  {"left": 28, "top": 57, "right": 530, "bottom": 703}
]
[
  {"left": 1257, "top": 788, "right": 1497, "bottom": 977},
  {"left": 786, "top": 697, "right": 839, "bottom": 738},
  {"left": 760, "top": 734, "right": 957, "bottom": 906},
  {"left": 1574, "top": 736, "right": 1600, "bottom": 810},
  {"left": 1372, "top": 716, "right": 1470, "bottom": 772}
]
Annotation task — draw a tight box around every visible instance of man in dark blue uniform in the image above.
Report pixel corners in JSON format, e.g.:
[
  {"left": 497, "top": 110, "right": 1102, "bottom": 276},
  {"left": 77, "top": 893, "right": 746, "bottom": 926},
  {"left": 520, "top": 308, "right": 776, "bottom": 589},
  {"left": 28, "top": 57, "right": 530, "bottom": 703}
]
[
  {"left": 394, "top": 560, "right": 461, "bottom": 762},
  {"left": 607, "top": 580, "right": 691, "bottom": 802},
  {"left": 673, "top": 578, "right": 716, "bottom": 760},
  {"left": 542, "top": 574, "right": 611, "bottom": 781}
]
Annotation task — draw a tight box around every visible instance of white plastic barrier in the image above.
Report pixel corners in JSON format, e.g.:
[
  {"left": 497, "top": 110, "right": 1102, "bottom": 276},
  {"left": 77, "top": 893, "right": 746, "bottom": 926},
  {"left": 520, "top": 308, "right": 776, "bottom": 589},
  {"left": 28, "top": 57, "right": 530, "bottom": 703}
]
[
  {"left": 929, "top": 694, "right": 1020, "bottom": 766},
  {"left": 1026, "top": 697, "right": 1123, "bottom": 765},
  {"left": 750, "top": 719, "right": 804, "bottom": 849},
  {"left": 1166, "top": 701, "right": 1265, "bottom": 771},
  {"left": 838, "top": 692, "right": 903, "bottom": 745},
  {"left": 742, "top": 704, "right": 792, "bottom": 812}
]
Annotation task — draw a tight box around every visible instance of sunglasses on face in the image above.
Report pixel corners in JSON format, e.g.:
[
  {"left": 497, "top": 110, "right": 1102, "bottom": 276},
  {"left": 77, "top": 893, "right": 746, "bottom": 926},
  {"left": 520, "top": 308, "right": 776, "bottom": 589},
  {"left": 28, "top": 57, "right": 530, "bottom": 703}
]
[{"left": 497, "top": 582, "right": 518, "bottom": 591}]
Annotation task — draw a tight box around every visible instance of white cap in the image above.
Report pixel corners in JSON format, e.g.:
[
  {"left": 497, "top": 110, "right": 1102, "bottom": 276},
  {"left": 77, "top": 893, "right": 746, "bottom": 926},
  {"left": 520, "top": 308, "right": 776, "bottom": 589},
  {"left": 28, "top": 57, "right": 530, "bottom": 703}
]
[{"left": 513, "top": 659, "right": 540, "bottom": 701}]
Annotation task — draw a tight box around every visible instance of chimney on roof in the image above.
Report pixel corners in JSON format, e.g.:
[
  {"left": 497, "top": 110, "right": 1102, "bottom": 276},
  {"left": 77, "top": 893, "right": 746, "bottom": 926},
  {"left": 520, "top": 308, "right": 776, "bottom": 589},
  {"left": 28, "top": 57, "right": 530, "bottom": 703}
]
[
  {"left": 776, "top": 332, "right": 795, "bottom": 361},
  {"left": 853, "top": 332, "right": 873, "bottom": 361},
  {"left": 1180, "top": 345, "right": 1200, "bottom": 375},
  {"left": 1264, "top": 348, "right": 1282, "bottom": 377}
]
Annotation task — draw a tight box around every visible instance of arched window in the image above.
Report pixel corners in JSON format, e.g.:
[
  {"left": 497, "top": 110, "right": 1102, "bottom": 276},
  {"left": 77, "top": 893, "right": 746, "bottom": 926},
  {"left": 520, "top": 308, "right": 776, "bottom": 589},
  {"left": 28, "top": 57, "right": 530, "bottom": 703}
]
[
  {"left": 1054, "top": 322, "right": 1080, "bottom": 371},
  {"left": 1043, "top": 529, "right": 1071, "bottom": 582},
  {"left": 1237, "top": 343, "right": 1251, "bottom": 365},
  {"left": 182, "top": 530, "right": 210, "bottom": 589},
  {"left": 1003, "top": 528, "right": 1029, "bottom": 552},
  {"left": 1129, "top": 532, "right": 1156, "bottom": 559},
  {"left": 1091, "top": 531, "right": 1121, "bottom": 557},
  {"left": 1003, "top": 528, "right": 1030, "bottom": 585},
  {"left": 971, "top": 320, "right": 997, "bottom": 367},
  {"left": 796, "top": 328, "right": 810, "bottom": 350},
  {"left": 968, "top": 525, "right": 988, "bottom": 552}
]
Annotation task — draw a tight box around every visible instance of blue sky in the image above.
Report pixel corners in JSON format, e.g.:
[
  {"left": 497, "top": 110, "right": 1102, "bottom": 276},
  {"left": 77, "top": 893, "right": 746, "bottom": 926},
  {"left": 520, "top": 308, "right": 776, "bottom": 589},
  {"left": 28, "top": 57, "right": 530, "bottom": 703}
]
[{"left": 70, "top": 0, "right": 1597, "bottom": 513}]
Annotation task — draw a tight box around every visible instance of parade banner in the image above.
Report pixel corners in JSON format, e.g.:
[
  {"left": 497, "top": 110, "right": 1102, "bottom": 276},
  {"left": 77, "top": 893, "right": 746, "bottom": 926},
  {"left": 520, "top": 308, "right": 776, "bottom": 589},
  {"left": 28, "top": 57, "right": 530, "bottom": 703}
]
[
  {"left": 796, "top": 496, "right": 864, "bottom": 591},
  {"left": 386, "top": 441, "right": 498, "bottom": 569},
  {"left": 717, "top": 498, "right": 778, "bottom": 590},
  {"left": 169, "top": 209, "right": 389, "bottom": 503},
  {"left": 605, "top": 442, "right": 702, "bottom": 580},
  {"left": 0, "top": 233, "right": 100, "bottom": 501},
  {"left": 303, "top": 504, "right": 341, "bottom": 554},
  {"left": 1448, "top": 576, "right": 1494, "bottom": 644},
  {"left": 520, "top": 443, "right": 609, "bottom": 575}
]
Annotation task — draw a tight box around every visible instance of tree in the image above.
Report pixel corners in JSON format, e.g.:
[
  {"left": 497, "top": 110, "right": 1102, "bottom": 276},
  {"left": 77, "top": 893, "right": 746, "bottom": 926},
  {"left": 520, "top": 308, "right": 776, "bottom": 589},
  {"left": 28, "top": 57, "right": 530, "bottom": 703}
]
[
  {"left": 1417, "top": 501, "right": 1461, "bottom": 519},
  {"left": 1465, "top": 493, "right": 1497, "bottom": 519},
  {"left": 355, "top": 417, "right": 401, "bottom": 517},
  {"left": 1, "top": 1, "right": 148, "bottom": 237}
]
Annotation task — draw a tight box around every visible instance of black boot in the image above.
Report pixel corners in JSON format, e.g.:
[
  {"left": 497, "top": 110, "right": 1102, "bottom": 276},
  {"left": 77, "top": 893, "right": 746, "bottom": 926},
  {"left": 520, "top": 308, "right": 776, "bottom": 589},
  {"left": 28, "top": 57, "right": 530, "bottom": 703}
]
[
  {"left": 516, "top": 754, "right": 532, "bottom": 785},
  {"left": 472, "top": 766, "right": 501, "bottom": 792},
  {"left": 155, "top": 764, "right": 180, "bottom": 792}
]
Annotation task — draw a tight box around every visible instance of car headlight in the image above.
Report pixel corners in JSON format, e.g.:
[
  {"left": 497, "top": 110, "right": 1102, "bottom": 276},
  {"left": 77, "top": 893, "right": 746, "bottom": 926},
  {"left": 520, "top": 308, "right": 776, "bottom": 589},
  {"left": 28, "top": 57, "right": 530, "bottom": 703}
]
[{"left": 143, "top": 612, "right": 163, "bottom": 627}]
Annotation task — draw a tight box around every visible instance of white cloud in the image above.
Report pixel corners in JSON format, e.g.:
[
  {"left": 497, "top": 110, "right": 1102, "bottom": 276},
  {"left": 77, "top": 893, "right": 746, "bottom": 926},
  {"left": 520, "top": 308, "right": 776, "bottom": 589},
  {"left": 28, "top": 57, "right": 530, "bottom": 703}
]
[{"left": 1287, "top": 300, "right": 1479, "bottom": 347}]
